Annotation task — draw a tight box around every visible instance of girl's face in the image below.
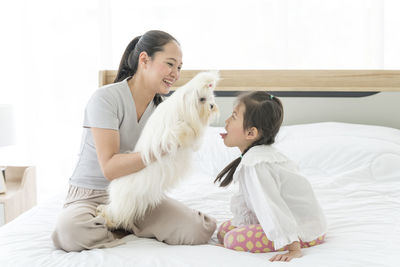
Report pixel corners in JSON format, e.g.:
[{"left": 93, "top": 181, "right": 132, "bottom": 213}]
[
  {"left": 221, "top": 103, "right": 257, "bottom": 153},
  {"left": 143, "top": 41, "right": 183, "bottom": 95}
]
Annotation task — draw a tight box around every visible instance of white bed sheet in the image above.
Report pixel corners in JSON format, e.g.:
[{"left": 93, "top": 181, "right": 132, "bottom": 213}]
[{"left": 1, "top": 122, "right": 399, "bottom": 267}]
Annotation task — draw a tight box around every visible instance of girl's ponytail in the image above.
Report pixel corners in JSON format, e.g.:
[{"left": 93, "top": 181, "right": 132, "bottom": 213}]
[
  {"left": 214, "top": 141, "right": 261, "bottom": 187},
  {"left": 214, "top": 157, "right": 241, "bottom": 187}
]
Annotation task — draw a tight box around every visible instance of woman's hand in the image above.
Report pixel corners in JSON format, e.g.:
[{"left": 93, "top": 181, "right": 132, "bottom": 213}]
[
  {"left": 147, "top": 145, "right": 171, "bottom": 164},
  {"left": 269, "top": 241, "right": 302, "bottom": 262}
]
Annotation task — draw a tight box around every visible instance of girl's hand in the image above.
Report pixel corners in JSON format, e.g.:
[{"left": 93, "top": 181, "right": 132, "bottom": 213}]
[
  {"left": 269, "top": 250, "right": 302, "bottom": 262},
  {"left": 269, "top": 241, "right": 302, "bottom": 262}
]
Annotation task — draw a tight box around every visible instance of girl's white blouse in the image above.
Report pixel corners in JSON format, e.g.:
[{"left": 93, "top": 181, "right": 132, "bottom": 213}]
[{"left": 230, "top": 145, "right": 327, "bottom": 250}]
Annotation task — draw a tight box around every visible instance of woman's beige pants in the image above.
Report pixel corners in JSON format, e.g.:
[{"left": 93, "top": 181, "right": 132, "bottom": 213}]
[{"left": 52, "top": 185, "right": 217, "bottom": 252}]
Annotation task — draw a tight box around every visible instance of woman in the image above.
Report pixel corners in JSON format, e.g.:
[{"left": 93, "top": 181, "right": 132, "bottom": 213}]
[{"left": 52, "top": 30, "right": 217, "bottom": 252}]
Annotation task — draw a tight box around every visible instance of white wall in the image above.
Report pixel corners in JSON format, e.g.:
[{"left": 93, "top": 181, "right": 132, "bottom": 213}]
[{"left": 0, "top": 0, "right": 399, "bottom": 202}]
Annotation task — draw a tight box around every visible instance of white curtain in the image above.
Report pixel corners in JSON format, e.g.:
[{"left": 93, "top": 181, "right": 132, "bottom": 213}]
[{"left": 0, "top": 0, "right": 399, "bottom": 202}]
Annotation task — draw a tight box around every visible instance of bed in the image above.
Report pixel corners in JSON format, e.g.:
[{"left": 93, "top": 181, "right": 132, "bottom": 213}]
[{"left": 1, "top": 70, "right": 400, "bottom": 267}]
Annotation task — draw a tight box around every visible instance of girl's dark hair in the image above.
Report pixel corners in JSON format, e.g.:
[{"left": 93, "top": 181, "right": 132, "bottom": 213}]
[
  {"left": 114, "top": 30, "right": 179, "bottom": 106},
  {"left": 214, "top": 91, "right": 284, "bottom": 187}
]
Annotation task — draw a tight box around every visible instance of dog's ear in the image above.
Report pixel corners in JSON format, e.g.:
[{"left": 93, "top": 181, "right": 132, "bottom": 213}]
[{"left": 204, "top": 70, "right": 219, "bottom": 90}]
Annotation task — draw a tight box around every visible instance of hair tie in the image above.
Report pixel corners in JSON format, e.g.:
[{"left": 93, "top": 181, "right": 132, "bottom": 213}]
[{"left": 270, "top": 94, "right": 274, "bottom": 100}]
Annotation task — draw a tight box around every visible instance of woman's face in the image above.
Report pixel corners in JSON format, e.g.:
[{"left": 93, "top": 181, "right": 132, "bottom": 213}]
[{"left": 145, "top": 41, "right": 183, "bottom": 95}]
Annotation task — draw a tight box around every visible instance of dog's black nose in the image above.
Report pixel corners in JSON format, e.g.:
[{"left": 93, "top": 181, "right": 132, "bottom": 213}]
[{"left": 210, "top": 104, "right": 214, "bottom": 109}]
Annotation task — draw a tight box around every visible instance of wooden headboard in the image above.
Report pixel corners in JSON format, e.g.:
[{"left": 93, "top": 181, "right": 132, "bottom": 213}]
[
  {"left": 99, "top": 70, "right": 400, "bottom": 128},
  {"left": 99, "top": 70, "right": 400, "bottom": 92}
]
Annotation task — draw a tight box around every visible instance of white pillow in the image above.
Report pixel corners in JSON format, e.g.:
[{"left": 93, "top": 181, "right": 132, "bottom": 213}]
[
  {"left": 193, "top": 123, "right": 400, "bottom": 181},
  {"left": 275, "top": 122, "right": 400, "bottom": 177}
]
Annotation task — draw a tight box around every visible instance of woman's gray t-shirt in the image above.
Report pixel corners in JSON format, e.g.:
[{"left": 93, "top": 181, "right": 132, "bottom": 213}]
[{"left": 69, "top": 79, "right": 156, "bottom": 190}]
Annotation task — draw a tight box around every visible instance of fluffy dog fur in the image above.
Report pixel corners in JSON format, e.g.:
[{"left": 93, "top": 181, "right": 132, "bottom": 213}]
[{"left": 97, "top": 71, "right": 219, "bottom": 230}]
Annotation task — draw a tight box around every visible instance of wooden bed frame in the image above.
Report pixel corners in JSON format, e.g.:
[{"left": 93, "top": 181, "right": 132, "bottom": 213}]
[
  {"left": 99, "top": 70, "right": 400, "bottom": 92},
  {"left": 98, "top": 70, "right": 400, "bottom": 129}
]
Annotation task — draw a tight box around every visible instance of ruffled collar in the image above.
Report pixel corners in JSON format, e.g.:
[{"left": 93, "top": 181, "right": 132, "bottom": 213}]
[
  {"left": 232, "top": 145, "right": 288, "bottom": 182},
  {"left": 240, "top": 145, "right": 288, "bottom": 167}
]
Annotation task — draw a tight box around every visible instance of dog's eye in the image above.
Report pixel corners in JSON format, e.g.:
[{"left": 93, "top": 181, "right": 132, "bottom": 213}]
[{"left": 199, "top": 97, "right": 206, "bottom": 103}]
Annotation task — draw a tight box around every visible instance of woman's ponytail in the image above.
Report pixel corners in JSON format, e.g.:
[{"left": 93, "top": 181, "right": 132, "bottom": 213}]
[{"left": 114, "top": 36, "right": 142, "bottom": 83}]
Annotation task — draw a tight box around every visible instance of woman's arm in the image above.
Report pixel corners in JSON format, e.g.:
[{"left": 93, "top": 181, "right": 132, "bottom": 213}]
[{"left": 91, "top": 127, "right": 147, "bottom": 181}]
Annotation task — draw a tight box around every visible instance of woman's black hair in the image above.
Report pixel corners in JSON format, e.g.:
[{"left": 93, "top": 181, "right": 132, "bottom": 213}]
[
  {"left": 114, "top": 30, "right": 179, "bottom": 106},
  {"left": 214, "top": 91, "right": 284, "bottom": 187}
]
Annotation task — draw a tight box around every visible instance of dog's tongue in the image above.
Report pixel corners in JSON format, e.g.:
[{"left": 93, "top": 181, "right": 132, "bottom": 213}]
[{"left": 220, "top": 133, "right": 227, "bottom": 139}]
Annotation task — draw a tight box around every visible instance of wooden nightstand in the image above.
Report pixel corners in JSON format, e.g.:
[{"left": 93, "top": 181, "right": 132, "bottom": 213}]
[{"left": 0, "top": 166, "right": 37, "bottom": 226}]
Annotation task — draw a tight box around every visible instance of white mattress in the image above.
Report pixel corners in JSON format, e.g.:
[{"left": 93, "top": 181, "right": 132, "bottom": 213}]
[{"left": 1, "top": 122, "right": 399, "bottom": 267}]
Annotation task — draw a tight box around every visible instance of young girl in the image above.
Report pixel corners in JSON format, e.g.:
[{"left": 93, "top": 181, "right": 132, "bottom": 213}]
[{"left": 215, "top": 92, "right": 327, "bottom": 262}]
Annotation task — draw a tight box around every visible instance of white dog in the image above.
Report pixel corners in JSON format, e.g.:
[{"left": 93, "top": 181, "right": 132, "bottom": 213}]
[{"left": 97, "top": 71, "right": 219, "bottom": 231}]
